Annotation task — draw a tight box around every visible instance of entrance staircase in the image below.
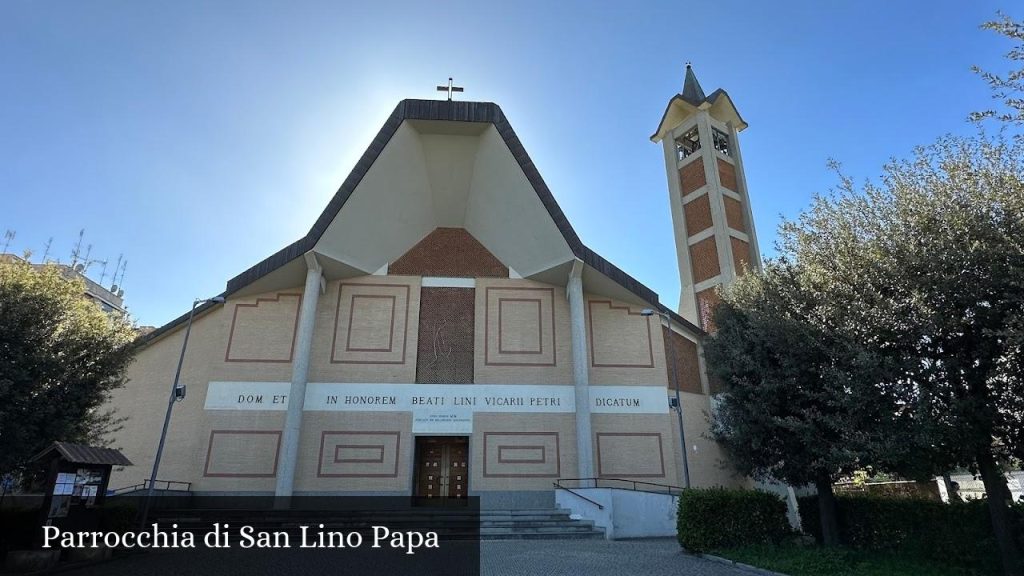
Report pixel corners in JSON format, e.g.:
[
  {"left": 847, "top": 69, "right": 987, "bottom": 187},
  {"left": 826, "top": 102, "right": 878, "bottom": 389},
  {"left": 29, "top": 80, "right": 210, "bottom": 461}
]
[
  {"left": 479, "top": 508, "right": 603, "bottom": 539},
  {"left": 147, "top": 507, "right": 604, "bottom": 540}
]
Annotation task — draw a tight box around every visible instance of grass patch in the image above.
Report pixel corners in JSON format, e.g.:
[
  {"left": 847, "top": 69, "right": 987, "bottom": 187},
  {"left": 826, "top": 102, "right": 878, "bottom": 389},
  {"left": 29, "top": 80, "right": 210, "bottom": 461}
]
[{"left": 711, "top": 543, "right": 986, "bottom": 576}]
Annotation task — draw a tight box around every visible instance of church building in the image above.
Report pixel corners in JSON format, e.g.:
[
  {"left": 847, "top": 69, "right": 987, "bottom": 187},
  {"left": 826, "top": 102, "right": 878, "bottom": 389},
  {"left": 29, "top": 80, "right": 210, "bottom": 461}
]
[{"left": 107, "top": 67, "right": 759, "bottom": 509}]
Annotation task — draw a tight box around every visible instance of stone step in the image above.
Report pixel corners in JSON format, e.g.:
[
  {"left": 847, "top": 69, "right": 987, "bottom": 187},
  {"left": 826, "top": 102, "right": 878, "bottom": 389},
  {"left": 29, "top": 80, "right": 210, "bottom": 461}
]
[
  {"left": 480, "top": 525, "right": 598, "bottom": 534},
  {"left": 153, "top": 507, "right": 569, "bottom": 513},
  {"left": 154, "top": 520, "right": 592, "bottom": 532},
  {"left": 150, "top": 508, "right": 603, "bottom": 540},
  {"left": 482, "top": 520, "right": 594, "bottom": 527},
  {"left": 153, "top": 515, "right": 581, "bottom": 524},
  {"left": 479, "top": 531, "right": 605, "bottom": 540},
  {"left": 152, "top": 511, "right": 577, "bottom": 524}
]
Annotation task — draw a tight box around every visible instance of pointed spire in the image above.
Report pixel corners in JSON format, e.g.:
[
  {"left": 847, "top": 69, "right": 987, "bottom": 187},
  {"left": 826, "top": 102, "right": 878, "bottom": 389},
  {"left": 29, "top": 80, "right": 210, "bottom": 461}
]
[{"left": 681, "top": 62, "right": 706, "bottom": 103}]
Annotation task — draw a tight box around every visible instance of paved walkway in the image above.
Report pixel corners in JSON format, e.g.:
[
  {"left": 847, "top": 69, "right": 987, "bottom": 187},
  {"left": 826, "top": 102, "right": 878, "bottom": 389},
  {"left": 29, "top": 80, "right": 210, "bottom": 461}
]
[
  {"left": 66, "top": 537, "right": 750, "bottom": 576},
  {"left": 482, "top": 538, "right": 751, "bottom": 576}
]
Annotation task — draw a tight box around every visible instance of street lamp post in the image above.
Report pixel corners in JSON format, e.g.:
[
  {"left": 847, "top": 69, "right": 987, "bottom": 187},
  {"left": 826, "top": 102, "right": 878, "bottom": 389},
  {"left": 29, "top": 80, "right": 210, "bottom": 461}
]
[
  {"left": 139, "top": 296, "right": 225, "bottom": 529},
  {"left": 641, "top": 308, "right": 691, "bottom": 489}
]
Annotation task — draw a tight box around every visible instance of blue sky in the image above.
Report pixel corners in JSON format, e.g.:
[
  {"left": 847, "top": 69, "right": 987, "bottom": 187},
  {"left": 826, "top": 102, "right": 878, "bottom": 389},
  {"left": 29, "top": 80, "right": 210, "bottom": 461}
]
[{"left": 1, "top": 0, "right": 1015, "bottom": 326}]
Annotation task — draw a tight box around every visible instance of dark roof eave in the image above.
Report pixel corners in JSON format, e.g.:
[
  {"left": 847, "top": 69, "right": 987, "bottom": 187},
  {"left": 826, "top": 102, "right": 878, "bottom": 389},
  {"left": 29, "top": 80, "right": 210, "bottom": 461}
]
[
  {"left": 30, "top": 442, "right": 133, "bottom": 466},
  {"left": 133, "top": 294, "right": 225, "bottom": 348},
  {"left": 649, "top": 89, "right": 747, "bottom": 141},
  {"left": 140, "top": 99, "right": 706, "bottom": 347}
]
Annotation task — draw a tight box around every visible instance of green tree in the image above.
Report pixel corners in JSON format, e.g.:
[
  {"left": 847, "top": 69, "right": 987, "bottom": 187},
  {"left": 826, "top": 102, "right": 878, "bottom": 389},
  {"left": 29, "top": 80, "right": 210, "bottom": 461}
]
[
  {"left": 783, "top": 134, "right": 1024, "bottom": 574},
  {"left": 972, "top": 13, "right": 1024, "bottom": 126},
  {"left": 705, "top": 260, "right": 903, "bottom": 546},
  {"left": 0, "top": 257, "right": 136, "bottom": 479}
]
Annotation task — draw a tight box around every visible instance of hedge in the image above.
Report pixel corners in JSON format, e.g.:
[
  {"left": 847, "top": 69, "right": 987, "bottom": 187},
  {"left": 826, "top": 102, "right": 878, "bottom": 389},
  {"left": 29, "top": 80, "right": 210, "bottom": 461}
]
[
  {"left": 798, "top": 494, "right": 1012, "bottom": 572},
  {"left": 0, "top": 502, "right": 138, "bottom": 554},
  {"left": 0, "top": 508, "right": 39, "bottom": 553},
  {"left": 677, "top": 488, "right": 792, "bottom": 553}
]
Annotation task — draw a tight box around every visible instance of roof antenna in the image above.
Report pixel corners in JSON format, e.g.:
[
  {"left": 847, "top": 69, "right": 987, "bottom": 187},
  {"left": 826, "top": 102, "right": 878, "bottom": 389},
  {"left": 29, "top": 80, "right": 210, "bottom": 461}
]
[
  {"left": 78, "top": 244, "right": 93, "bottom": 274},
  {"left": 1, "top": 230, "right": 14, "bottom": 254},
  {"left": 111, "top": 258, "right": 127, "bottom": 297},
  {"left": 97, "top": 259, "right": 110, "bottom": 285},
  {"left": 110, "top": 254, "right": 123, "bottom": 291},
  {"left": 70, "top": 229, "right": 85, "bottom": 268},
  {"left": 41, "top": 237, "right": 53, "bottom": 263}
]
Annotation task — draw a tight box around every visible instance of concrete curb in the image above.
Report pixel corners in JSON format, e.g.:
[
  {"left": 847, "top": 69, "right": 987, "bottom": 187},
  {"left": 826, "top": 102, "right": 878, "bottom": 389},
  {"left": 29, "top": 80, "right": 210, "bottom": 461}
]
[
  {"left": 698, "top": 553, "right": 792, "bottom": 576},
  {"left": 14, "top": 549, "right": 146, "bottom": 576}
]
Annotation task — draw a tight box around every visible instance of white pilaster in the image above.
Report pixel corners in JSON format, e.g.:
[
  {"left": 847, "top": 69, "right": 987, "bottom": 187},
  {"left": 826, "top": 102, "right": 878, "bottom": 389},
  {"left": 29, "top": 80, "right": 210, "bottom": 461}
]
[
  {"left": 661, "top": 125, "right": 701, "bottom": 325},
  {"left": 275, "top": 252, "right": 323, "bottom": 498},
  {"left": 567, "top": 259, "right": 594, "bottom": 479},
  {"left": 728, "top": 121, "right": 763, "bottom": 272},
  {"left": 696, "top": 110, "right": 736, "bottom": 286}
]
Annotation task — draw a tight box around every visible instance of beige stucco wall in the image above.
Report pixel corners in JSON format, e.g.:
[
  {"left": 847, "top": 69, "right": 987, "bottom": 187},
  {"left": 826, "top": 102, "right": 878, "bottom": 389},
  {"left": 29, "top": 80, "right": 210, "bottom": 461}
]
[
  {"left": 109, "top": 298, "right": 240, "bottom": 489},
  {"left": 473, "top": 278, "right": 573, "bottom": 385},
  {"left": 585, "top": 296, "right": 670, "bottom": 387},
  {"left": 676, "top": 391, "right": 743, "bottom": 488},
  {"left": 106, "top": 275, "right": 741, "bottom": 494},
  {"left": 471, "top": 413, "right": 577, "bottom": 492},
  {"left": 308, "top": 276, "right": 421, "bottom": 383},
  {"left": 294, "top": 411, "right": 413, "bottom": 493}
]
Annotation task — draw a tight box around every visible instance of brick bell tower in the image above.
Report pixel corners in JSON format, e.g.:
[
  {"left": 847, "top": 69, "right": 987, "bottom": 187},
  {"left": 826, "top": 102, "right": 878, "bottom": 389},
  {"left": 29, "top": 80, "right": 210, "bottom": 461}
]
[{"left": 651, "top": 64, "right": 761, "bottom": 330}]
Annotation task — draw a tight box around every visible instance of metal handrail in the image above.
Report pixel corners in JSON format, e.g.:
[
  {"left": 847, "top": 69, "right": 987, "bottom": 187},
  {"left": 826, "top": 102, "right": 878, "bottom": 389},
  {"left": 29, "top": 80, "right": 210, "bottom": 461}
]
[
  {"left": 552, "top": 481, "right": 604, "bottom": 510},
  {"left": 110, "top": 479, "right": 191, "bottom": 495},
  {"left": 555, "top": 477, "right": 686, "bottom": 495}
]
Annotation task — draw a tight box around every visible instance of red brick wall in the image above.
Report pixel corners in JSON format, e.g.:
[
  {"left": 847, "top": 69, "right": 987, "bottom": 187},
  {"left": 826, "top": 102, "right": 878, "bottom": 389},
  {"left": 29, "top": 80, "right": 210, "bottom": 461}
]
[
  {"left": 731, "top": 236, "right": 752, "bottom": 276},
  {"left": 683, "top": 194, "right": 713, "bottom": 236},
  {"left": 717, "top": 158, "right": 737, "bottom": 192},
  {"left": 391, "top": 228, "right": 508, "bottom": 278},
  {"left": 662, "top": 327, "right": 703, "bottom": 394},
  {"left": 689, "top": 237, "right": 721, "bottom": 284},
  {"left": 416, "top": 287, "right": 475, "bottom": 384},
  {"left": 679, "top": 159, "right": 707, "bottom": 195},
  {"left": 723, "top": 195, "right": 746, "bottom": 232},
  {"left": 696, "top": 287, "right": 721, "bottom": 332}
]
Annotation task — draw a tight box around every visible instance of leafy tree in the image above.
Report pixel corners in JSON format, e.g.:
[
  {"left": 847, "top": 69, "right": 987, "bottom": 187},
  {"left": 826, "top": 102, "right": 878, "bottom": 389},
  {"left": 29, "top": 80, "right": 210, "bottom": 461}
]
[
  {"left": 783, "top": 134, "right": 1024, "bottom": 574},
  {"left": 972, "top": 13, "right": 1024, "bottom": 126},
  {"left": 0, "top": 257, "right": 136, "bottom": 480},
  {"left": 705, "top": 260, "right": 903, "bottom": 546}
]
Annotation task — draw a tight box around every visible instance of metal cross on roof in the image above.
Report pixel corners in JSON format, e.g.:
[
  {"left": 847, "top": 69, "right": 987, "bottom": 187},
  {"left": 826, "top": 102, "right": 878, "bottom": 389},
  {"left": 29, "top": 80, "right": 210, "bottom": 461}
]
[{"left": 436, "top": 77, "right": 464, "bottom": 101}]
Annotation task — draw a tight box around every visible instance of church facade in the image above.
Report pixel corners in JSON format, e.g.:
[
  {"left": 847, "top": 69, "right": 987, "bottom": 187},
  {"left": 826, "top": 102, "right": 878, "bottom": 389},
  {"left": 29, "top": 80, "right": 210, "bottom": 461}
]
[{"left": 107, "top": 68, "right": 758, "bottom": 509}]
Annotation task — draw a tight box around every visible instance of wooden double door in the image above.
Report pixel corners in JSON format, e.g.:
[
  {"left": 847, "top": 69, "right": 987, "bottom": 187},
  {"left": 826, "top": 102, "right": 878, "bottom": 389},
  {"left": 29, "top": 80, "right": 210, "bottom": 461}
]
[{"left": 414, "top": 436, "right": 468, "bottom": 503}]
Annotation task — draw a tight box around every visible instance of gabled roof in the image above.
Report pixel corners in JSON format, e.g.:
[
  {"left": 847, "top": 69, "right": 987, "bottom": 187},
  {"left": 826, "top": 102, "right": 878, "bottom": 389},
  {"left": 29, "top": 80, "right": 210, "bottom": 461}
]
[
  {"left": 141, "top": 99, "right": 703, "bottom": 345},
  {"left": 651, "top": 65, "right": 748, "bottom": 142},
  {"left": 30, "top": 442, "right": 133, "bottom": 466}
]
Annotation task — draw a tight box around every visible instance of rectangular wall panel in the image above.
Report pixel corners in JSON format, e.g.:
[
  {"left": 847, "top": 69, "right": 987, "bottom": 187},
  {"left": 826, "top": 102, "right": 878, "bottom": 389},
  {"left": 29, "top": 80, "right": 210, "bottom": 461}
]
[
  {"left": 331, "top": 284, "right": 411, "bottom": 365},
  {"left": 596, "top": 432, "right": 666, "bottom": 478},
  {"left": 203, "top": 430, "right": 282, "bottom": 478},
  {"left": 483, "top": 432, "right": 560, "bottom": 478},
  {"left": 317, "top": 431, "right": 402, "bottom": 478},
  {"left": 416, "top": 287, "right": 475, "bottom": 384}
]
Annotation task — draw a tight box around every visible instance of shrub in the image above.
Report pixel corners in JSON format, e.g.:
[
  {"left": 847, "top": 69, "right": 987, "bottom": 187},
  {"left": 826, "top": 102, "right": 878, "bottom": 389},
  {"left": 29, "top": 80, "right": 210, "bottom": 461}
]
[
  {"left": 99, "top": 502, "right": 138, "bottom": 533},
  {"left": 0, "top": 507, "right": 40, "bottom": 553},
  {"left": 677, "top": 488, "right": 792, "bottom": 553},
  {"left": 798, "top": 494, "right": 1008, "bottom": 572},
  {"left": 0, "top": 501, "right": 138, "bottom": 554}
]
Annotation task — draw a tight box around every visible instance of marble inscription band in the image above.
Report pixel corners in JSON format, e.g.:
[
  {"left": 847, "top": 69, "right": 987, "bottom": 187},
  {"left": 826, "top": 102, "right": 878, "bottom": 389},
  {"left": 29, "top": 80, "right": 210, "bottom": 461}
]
[{"left": 205, "top": 382, "right": 669, "bottom": 415}]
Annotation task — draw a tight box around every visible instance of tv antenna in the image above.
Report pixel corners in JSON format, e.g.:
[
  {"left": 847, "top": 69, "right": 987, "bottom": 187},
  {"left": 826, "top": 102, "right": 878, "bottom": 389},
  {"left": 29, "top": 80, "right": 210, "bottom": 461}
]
[
  {"left": 2, "top": 230, "right": 14, "bottom": 254},
  {"left": 110, "top": 254, "right": 123, "bottom": 291},
  {"left": 78, "top": 244, "right": 94, "bottom": 274},
  {"left": 97, "top": 260, "right": 110, "bottom": 286},
  {"left": 115, "top": 260, "right": 127, "bottom": 297},
  {"left": 41, "top": 237, "right": 53, "bottom": 263},
  {"left": 110, "top": 256, "right": 127, "bottom": 296},
  {"left": 70, "top": 229, "right": 86, "bottom": 268}
]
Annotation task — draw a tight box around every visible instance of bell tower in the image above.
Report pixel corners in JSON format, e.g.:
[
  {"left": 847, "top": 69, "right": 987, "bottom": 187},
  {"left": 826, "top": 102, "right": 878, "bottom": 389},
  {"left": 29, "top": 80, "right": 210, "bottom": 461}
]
[{"left": 652, "top": 64, "right": 761, "bottom": 330}]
